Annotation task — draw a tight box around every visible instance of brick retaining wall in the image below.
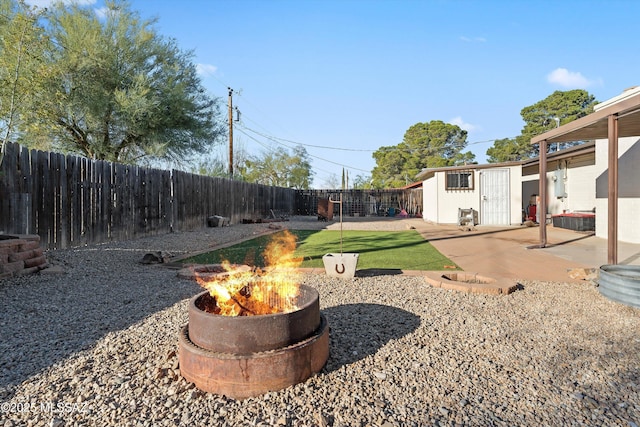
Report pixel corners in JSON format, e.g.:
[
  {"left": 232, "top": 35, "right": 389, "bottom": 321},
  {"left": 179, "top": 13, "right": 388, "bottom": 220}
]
[{"left": 0, "top": 234, "right": 48, "bottom": 279}]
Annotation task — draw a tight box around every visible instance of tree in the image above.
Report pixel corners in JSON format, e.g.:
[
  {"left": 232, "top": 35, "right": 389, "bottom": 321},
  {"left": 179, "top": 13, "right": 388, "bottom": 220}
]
[
  {"left": 371, "top": 120, "right": 475, "bottom": 188},
  {"left": 0, "top": 0, "right": 49, "bottom": 147},
  {"left": 191, "top": 155, "right": 228, "bottom": 177},
  {"left": 352, "top": 174, "right": 372, "bottom": 189},
  {"left": 187, "top": 142, "right": 251, "bottom": 178},
  {"left": 5, "top": 0, "right": 225, "bottom": 163},
  {"left": 486, "top": 89, "right": 598, "bottom": 162},
  {"left": 243, "top": 145, "right": 313, "bottom": 189},
  {"left": 321, "top": 173, "right": 340, "bottom": 189},
  {"left": 486, "top": 137, "right": 523, "bottom": 163}
]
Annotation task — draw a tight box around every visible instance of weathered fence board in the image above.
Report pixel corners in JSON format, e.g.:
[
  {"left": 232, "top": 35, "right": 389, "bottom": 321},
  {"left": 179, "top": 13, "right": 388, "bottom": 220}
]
[
  {"left": 0, "top": 143, "right": 300, "bottom": 249},
  {"left": 1, "top": 143, "right": 422, "bottom": 250}
]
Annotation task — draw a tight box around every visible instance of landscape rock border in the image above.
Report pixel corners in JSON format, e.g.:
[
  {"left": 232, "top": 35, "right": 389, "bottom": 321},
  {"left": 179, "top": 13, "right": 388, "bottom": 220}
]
[{"left": 0, "top": 234, "right": 48, "bottom": 278}]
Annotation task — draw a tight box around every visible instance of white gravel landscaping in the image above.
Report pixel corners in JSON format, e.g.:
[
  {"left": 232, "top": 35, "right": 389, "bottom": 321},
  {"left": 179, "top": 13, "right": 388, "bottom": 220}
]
[{"left": 1, "top": 217, "right": 639, "bottom": 426}]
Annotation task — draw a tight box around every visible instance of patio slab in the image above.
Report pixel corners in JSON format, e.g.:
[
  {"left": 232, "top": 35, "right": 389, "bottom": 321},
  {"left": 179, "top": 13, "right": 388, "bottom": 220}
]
[{"left": 409, "top": 221, "right": 640, "bottom": 284}]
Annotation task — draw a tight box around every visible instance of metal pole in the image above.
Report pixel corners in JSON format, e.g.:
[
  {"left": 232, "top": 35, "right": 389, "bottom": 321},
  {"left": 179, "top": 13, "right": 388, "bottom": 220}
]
[
  {"left": 228, "top": 88, "right": 234, "bottom": 178},
  {"left": 607, "top": 114, "right": 618, "bottom": 265},
  {"left": 539, "top": 140, "right": 548, "bottom": 247},
  {"left": 340, "top": 192, "right": 343, "bottom": 254}
]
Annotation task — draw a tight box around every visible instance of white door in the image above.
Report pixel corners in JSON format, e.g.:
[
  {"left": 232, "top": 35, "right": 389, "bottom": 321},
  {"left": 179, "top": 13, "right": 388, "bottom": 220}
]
[{"left": 480, "top": 169, "right": 510, "bottom": 225}]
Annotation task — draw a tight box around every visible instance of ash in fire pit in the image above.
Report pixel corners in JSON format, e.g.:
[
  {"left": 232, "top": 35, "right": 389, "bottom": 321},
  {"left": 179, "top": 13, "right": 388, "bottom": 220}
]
[{"left": 178, "top": 230, "right": 330, "bottom": 399}]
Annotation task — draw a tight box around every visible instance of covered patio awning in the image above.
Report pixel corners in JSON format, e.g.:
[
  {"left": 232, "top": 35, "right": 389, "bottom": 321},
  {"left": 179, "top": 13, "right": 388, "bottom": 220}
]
[{"left": 531, "top": 88, "right": 640, "bottom": 264}]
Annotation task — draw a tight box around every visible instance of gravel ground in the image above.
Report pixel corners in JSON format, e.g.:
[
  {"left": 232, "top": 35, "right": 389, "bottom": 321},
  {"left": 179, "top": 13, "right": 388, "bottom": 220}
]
[{"left": 1, "top": 216, "right": 639, "bottom": 426}]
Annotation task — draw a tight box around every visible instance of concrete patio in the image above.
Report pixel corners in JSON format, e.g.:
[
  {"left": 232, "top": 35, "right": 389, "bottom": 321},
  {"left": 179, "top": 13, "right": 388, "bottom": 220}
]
[{"left": 410, "top": 220, "right": 640, "bottom": 284}]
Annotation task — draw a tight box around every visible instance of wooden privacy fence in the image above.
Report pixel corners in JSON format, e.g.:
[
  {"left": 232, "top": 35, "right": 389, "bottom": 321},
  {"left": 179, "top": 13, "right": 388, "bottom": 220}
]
[{"left": 0, "top": 142, "right": 295, "bottom": 249}]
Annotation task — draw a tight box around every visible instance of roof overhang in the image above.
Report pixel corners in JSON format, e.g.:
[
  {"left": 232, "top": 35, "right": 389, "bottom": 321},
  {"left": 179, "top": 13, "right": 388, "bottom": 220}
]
[
  {"left": 522, "top": 140, "right": 595, "bottom": 167},
  {"left": 416, "top": 161, "right": 521, "bottom": 181},
  {"left": 531, "top": 90, "right": 640, "bottom": 144},
  {"left": 531, "top": 86, "right": 640, "bottom": 266}
]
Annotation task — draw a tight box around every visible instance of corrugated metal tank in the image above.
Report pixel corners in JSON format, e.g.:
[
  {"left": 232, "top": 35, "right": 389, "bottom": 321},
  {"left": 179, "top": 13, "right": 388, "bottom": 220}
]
[{"left": 598, "top": 265, "right": 640, "bottom": 308}]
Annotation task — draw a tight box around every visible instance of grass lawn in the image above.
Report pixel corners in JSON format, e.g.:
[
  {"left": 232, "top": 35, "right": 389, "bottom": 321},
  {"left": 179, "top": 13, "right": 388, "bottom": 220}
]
[{"left": 181, "top": 229, "right": 459, "bottom": 271}]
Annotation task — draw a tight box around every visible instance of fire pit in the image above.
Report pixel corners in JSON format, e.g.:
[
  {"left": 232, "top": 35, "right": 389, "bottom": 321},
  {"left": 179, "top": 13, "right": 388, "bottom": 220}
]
[{"left": 178, "top": 230, "right": 330, "bottom": 399}]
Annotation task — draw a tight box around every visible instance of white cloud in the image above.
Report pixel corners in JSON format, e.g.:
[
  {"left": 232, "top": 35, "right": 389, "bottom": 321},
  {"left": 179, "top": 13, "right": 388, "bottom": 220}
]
[
  {"left": 459, "top": 36, "right": 486, "bottom": 43},
  {"left": 547, "top": 67, "right": 598, "bottom": 88},
  {"left": 449, "top": 116, "right": 478, "bottom": 132},
  {"left": 196, "top": 64, "right": 218, "bottom": 77},
  {"left": 94, "top": 6, "right": 109, "bottom": 19}
]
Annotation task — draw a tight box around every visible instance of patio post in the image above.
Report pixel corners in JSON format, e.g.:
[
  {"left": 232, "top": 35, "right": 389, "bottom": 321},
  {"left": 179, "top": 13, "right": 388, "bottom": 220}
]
[
  {"left": 539, "top": 139, "right": 548, "bottom": 247},
  {"left": 607, "top": 114, "right": 618, "bottom": 265}
]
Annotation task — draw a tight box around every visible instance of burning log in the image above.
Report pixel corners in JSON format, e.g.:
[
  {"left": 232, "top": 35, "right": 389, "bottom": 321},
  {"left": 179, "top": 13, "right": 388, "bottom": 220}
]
[{"left": 194, "top": 230, "right": 302, "bottom": 317}]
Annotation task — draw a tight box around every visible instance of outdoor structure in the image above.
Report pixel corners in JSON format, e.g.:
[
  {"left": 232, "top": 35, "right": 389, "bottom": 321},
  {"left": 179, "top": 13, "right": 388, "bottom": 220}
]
[
  {"left": 521, "top": 141, "right": 597, "bottom": 225},
  {"left": 594, "top": 95, "right": 640, "bottom": 244},
  {"left": 417, "top": 162, "right": 523, "bottom": 225},
  {"left": 418, "top": 140, "right": 599, "bottom": 229},
  {"left": 532, "top": 86, "right": 640, "bottom": 265}
]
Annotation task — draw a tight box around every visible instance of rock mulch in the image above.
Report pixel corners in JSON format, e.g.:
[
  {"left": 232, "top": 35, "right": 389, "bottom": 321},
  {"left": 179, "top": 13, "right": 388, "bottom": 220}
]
[{"left": 0, "top": 217, "right": 639, "bottom": 426}]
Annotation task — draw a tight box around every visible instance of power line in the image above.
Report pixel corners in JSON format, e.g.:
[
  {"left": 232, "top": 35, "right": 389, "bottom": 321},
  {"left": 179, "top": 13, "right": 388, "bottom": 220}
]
[
  {"left": 240, "top": 126, "right": 375, "bottom": 152},
  {"left": 239, "top": 123, "right": 516, "bottom": 153},
  {"left": 235, "top": 127, "right": 372, "bottom": 173}
]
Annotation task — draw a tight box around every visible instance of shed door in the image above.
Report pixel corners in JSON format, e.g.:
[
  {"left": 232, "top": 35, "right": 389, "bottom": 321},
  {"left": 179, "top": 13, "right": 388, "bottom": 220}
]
[{"left": 480, "top": 169, "right": 510, "bottom": 225}]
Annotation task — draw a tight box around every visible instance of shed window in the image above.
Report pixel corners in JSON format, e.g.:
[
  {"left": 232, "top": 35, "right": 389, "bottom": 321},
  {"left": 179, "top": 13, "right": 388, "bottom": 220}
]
[{"left": 446, "top": 170, "right": 474, "bottom": 190}]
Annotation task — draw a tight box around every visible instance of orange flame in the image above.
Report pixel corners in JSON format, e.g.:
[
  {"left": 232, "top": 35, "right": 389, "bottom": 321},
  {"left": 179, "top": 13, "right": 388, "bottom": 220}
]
[{"left": 195, "top": 230, "right": 302, "bottom": 316}]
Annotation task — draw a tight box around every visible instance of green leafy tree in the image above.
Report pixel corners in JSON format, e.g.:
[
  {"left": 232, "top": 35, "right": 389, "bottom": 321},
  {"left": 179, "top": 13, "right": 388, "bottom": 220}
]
[
  {"left": 192, "top": 155, "right": 228, "bottom": 177},
  {"left": 7, "top": 0, "right": 225, "bottom": 163},
  {"left": 0, "top": 0, "right": 49, "bottom": 148},
  {"left": 486, "top": 137, "right": 523, "bottom": 163},
  {"left": 371, "top": 120, "right": 474, "bottom": 188},
  {"left": 243, "top": 145, "right": 313, "bottom": 189},
  {"left": 487, "top": 89, "right": 598, "bottom": 162},
  {"left": 352, "top": 174, "right": 372, "bottom": 189}
]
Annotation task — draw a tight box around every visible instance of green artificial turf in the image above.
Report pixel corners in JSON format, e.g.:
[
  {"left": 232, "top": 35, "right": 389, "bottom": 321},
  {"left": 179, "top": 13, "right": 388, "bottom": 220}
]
[{"left": 181, "top": 229, "right": 459, "bottom": 271}]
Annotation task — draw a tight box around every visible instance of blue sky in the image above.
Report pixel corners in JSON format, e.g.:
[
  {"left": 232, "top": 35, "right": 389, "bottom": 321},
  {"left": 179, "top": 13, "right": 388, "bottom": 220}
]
[{"left": 28, "top": 0, "right": 640, "bottom": 187}]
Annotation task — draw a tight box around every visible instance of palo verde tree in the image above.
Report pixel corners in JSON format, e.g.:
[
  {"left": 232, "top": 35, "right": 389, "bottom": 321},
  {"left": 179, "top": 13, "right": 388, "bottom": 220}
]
[
  {"left": 486, "top": 89, "right": 598, "bottom": 162},
  {"left": 0, "top": 0, "right": 50, "bottom": 148},
  {"left": 7, "top": 0, "right": 225, "bottom": 163},
  {"left": 371, "top": 120, "right": 475, "bottom": 188}
]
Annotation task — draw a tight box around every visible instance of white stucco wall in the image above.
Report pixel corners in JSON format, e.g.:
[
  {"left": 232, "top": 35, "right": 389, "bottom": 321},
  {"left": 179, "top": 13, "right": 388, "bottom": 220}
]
[
  {"left": 521, "top": 152, "right": 597, "bottom": 220},
  {"left": 565, "top": 155, "right": 598, "bottom": 212},
  {"left": 595, "top": 136, "right": 640, "bottom": 243},
  {"left": 592, "top": 86, "right": 640, "bottom": 243},
  {"left": 422, "top": 174, "right": 439, "bottom": 222},
  {"left": 422, "top": 165, "right": 522, "bottom": 225},
  {"left": 422, "top": 171, "right": 479, "bottom": 224}
]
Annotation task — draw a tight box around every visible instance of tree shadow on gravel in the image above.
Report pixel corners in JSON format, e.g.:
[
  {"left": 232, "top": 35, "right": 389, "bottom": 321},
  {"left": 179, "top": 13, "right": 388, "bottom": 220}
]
[
  {"left": 321, "top": 303, "right": 420, "bottom": 372},
  {"left": 0, "top": 254, "right": 202, "bottom": 398}
]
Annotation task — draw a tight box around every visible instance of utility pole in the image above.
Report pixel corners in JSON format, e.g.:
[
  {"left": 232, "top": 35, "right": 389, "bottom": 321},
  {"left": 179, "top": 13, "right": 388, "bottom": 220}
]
[{"left": 228, "top": 87, "right": 234, "bottom": 178}]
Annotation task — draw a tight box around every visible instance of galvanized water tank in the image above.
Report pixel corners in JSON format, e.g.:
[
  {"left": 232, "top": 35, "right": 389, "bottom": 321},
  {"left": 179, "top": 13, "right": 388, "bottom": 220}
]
[{"left": 598, "top": 265, "right": 640, "bottom": 309}]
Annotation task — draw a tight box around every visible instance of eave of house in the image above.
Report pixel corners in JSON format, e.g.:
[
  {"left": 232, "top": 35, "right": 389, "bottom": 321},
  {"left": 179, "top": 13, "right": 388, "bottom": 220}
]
[
  {"left": 416, "top": 161, "right": 522, "bottom": 181},
  {"left": 522, "top": 140, "right": 595, "bottom": 167},
  {"left": 531, "top": 87, "right": 640, "bottom": 145}
]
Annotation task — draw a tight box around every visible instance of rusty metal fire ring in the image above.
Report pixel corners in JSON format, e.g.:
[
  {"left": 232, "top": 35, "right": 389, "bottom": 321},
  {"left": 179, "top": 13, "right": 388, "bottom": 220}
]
[
  {"left": 178, "top": 314, "right": 329, "bottom": 399},
  {"left": 188, "top": 285, "right": 321, "bottom": 354}
]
